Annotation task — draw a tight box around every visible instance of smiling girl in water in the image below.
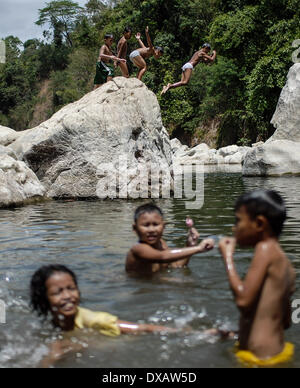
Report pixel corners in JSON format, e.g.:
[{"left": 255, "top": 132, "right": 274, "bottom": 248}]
[{"left": 30, "top": 264, "right": 177, "bottom": 366}]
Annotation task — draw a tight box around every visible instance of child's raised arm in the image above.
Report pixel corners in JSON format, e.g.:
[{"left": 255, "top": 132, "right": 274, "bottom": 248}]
[
  {"left": 135, "top": 32, "right": 146, "bottom": 48},
  {"left": 219, "top": 238, "right": 272, "bottom": 310},
  {"left": 145, "top": 26, "right": 154, "bottom": 49}
]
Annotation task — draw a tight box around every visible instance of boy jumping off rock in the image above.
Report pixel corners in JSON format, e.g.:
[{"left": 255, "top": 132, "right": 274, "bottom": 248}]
[{"left": 161, "top": 43, "right": 217, "bottom": 95}]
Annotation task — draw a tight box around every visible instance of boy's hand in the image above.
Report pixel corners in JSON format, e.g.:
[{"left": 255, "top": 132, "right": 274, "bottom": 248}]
[
  {"left": 219, "top": 237, "right": 236, "bottom": 260},
  {"left": 187, "top": 227, "right": 200, "bottom": 247},
  {"left": 136, "top": 32, "right": 141, "bottom": 40},
  {"left": 145, "top": 26, "right": 149, "bottom": 33},
  {"left": 199, "top": 238, "right": 215, "bottom": 252}
]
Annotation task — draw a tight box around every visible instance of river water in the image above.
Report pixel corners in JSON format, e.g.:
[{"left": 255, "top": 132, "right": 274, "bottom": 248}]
[{"left": 0, "top": 173, "right": 299, "bottom": 368}]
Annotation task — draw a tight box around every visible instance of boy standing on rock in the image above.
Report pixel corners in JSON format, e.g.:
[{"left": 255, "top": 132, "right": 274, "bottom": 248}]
[
  {"left": 94, "top": 34, "right": 126, "bottom": 90},
  {"left": 116, "top": 27, "right": 132, "bottom": 78},
  {"left": 129, "top": 26, "right": 164, "bottom": 81},
  {"left": 161, "top": 43, "right": 217, "bottom": 94}
]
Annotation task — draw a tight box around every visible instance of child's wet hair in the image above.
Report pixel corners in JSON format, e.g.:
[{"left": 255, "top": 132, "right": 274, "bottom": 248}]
[
  {"left": 124, "top": 26, "right": 132, "bottom": 33},
  {"left": 235, "top": 190, "right": 287, "bottom": 236},
  {"left": 202, "top": 43, "right": 211, "bottom": 50},
  {"left": 155, "top": 46, "right": 164, "bottom": 54},
  {"left": 134, "top": 203, "right": 164, "bottom": 223},
  {"left": 30, "top": 265, "right": 78, "bottom": 317},
  {"left": 104, "top": 33, "right": 114, "bottom": 40}
]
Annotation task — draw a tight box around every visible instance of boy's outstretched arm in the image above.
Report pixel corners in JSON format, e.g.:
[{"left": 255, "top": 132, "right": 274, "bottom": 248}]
[
  {"left": 219, "top": 238, "right": 271, "bottom": 310},
  {"left": 132, "top": 239, "right": 214, "bottom": 265},
  {"left": 99, "top": 47, "right": 126, "bottom": 63}
]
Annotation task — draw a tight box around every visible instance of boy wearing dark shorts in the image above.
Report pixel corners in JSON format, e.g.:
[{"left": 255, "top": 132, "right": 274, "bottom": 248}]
[{"left": 94, "top": 34, "right": 126, "bottom": 90}]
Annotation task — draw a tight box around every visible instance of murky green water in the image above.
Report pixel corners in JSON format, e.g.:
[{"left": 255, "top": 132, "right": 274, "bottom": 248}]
[{"left": 0, "top": 173, "right": 299, "bottom": 368}]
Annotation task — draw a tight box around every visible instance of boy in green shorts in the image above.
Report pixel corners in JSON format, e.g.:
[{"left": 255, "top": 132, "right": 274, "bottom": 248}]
[{"left": 94, "top": 34, "right": 126, "bottom": 90}]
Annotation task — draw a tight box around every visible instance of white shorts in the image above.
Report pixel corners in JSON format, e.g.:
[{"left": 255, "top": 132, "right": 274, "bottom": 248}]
[
  {"left": 182, "top": 63, "right": 194, "bottom": 72},
  {"left": 129, "top": 50, "right": 141, "bottom": 62}
]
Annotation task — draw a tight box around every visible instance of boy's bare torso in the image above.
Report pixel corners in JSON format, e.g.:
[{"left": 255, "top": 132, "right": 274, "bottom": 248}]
[
  {"left": 98, "top": 44, "right": 113, "bottom": 63},
  {"left": 239, "top": 240, "right": 296, "bottom": 358},
  {"left": 189, "top": 49, "right": 210, "bottom": 67},
  {"left": 136, "top": 47, "right": 154, "bottom": 59},
  {"left": 117, "top": 37, "right": 127, "bottom": 59}
]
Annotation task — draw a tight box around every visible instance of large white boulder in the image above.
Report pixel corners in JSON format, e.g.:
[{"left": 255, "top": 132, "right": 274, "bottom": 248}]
[
  {"left": 10, "top": 78, "right": 173, "bottom": 199},
  {"left": 243, "top": 64, "right": 300, "bottom": 176},
  {"left": 0, "top": 145, "right": 46, "bottom": 208},
  {"left": 0, "top": 125, "right": 21, "bottom": 146},
  {"left": 242, "top": 140, "right": 300, "bottom": 176},
  {"left": 269, "top": 64, "right": 300, "bottom": 142}
]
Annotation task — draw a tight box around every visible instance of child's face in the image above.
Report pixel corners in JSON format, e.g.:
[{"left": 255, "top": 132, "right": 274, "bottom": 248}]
[
  {"left": 125, "top": 31, "right": 132, "bottom": 40},
  {"left": 203, "top": 47, "right": 210, "bottom": 54},
  {"left": 134, "top": 212, "right": 165, "bottom": 245},
  {"left": 105, "top": 37, "right": 114, "bottom": 46},
  {"left": 46, "top": 272, "right": 80, "bottom": 320},
  {"left": 234, "top": 206, "right": 262, "bottom": 247},
  {"left": 155, "top": 49, "right": 163, "bottom": 58}
]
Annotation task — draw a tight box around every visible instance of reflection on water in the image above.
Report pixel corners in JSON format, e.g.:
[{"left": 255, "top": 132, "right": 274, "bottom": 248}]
[{"left": 0, "top": 173, "right": 299, "bottom": 368}]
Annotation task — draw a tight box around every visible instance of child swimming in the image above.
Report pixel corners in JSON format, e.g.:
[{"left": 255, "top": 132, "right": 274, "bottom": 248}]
[
  {"left": 31, "top": 264, "right": 177, "bottom": 334},
  {"left": 219, "top": 190, "right": 296, "bottom": 367},
  {"left": 126, "top": 203, "right": 214, "bottom": 274},
  {"left": 30, "top": 264, "right": 177, "bottom": 365}
]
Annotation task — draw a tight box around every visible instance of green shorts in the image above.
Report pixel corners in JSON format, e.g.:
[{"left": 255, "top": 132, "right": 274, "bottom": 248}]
[{"left": 94, "top": 61, "right": 115, "bottom": 85}]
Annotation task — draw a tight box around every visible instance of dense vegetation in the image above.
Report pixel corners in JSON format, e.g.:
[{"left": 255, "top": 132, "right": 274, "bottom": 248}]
[{"left": 0, "top": 0, "right": 299, "bottom": 146}]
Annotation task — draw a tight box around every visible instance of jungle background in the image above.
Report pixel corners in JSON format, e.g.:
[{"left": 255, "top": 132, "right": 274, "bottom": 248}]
[{"left": 0, "top": 0, "right": 299, "bottom": 147}]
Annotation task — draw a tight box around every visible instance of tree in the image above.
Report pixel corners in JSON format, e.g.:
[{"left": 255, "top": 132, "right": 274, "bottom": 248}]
[{"left": 35, "top": 1, "right": 84, "bottom": 47}]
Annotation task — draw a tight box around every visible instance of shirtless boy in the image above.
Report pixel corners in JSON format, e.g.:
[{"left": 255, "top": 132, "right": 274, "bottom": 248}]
[
  {"left": 219, "top": 190, "right": 296, "bottom": 367},
  {"left": 161, "top": 43, "right": 217, "bottom": 94},
  {"left": 94, "top": 34, "right": 126, "bottom": 90},
  {"left": 126, "top": 203, "right": 214, "bottom": 274},
  {"left": 116, "top": 27, "right": 132, "bottom": 78},
  {"left": 129, "top": 27, "right": 164, "bottom": 81}
]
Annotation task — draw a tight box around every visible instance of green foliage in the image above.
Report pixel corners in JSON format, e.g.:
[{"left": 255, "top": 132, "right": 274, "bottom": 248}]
[{"left": 0, "top": 0, "right": 298, "bottom": 146}]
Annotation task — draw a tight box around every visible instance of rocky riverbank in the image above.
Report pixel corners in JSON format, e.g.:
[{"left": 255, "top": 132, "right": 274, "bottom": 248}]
[{"left": 1, "top": 64, "right": 299, "bottom": 208}]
